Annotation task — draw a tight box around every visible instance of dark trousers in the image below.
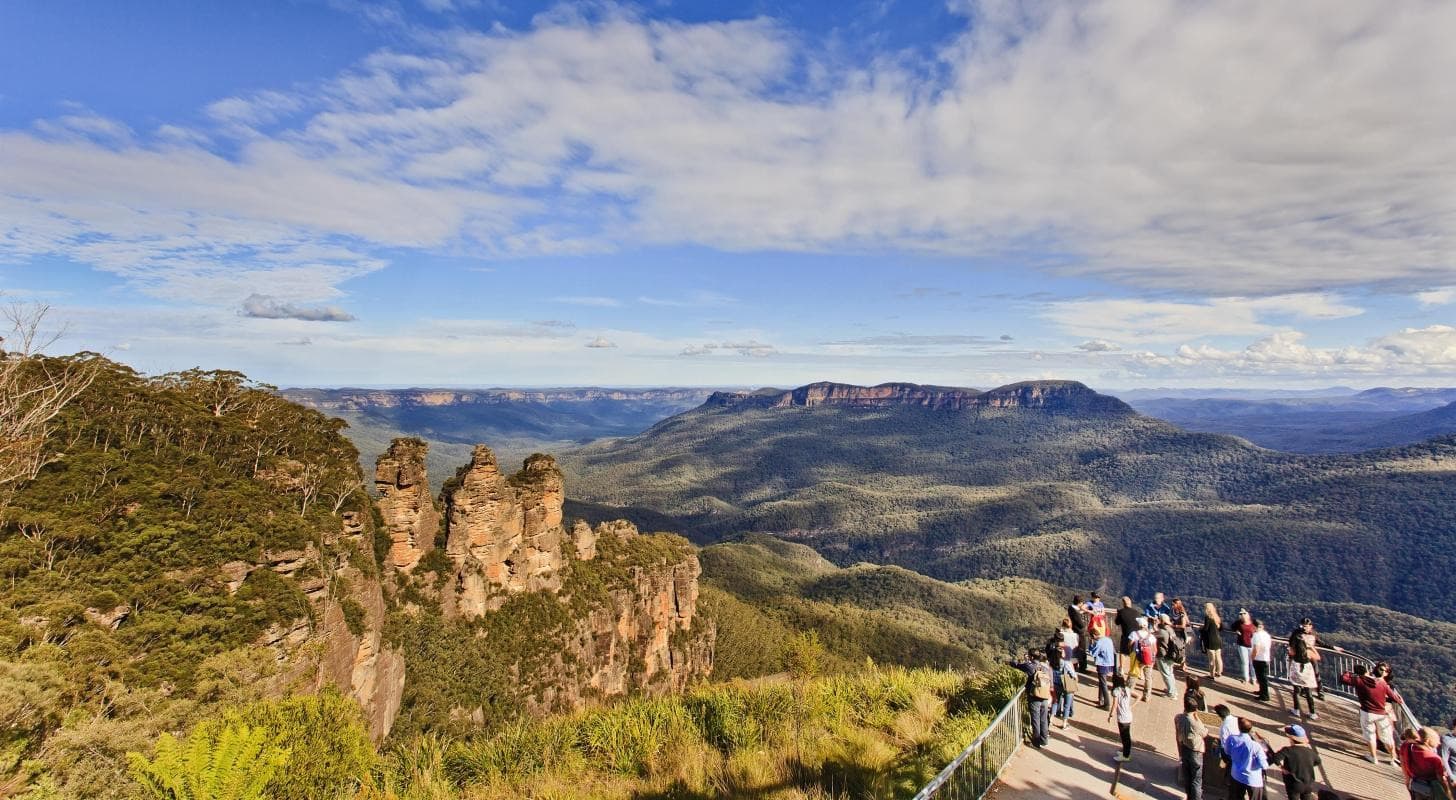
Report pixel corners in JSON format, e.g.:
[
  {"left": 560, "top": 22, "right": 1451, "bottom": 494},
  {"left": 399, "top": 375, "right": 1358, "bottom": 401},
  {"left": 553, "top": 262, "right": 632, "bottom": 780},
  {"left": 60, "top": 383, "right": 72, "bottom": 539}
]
[
  {"left": 1178, "top": 745, "right": 1204, "bottom": 800},
  {"left": 1228, "top": 780, "right": 1265, "bottom": 800},
  {"left": 1253, "top": 660, "right": 1270, "bottom": 700},
  {"left": 1097, "top": 667, "right": 1112, "bottom": 707},
  {"left": 1290, "top": 685, "right": 1315, "bottom": 715},
  {"left": 1028, "top": 698, "right": 1051, "bottom": 745},
  {"left": 1282, "top": 776, "right": 1318, "bottom": 800},
  {"left": 1118, "top": 722, "right": 1133, "bottom": 758}
]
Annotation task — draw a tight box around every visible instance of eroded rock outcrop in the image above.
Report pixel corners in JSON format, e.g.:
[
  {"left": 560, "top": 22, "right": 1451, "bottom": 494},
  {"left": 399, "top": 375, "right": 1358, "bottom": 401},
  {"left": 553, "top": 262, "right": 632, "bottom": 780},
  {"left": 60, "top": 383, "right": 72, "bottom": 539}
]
[
  {"left": 705, "top": 380, "right": 1133, "bottom": 415},
  {"left": 375, "top": 438, "right": 440, "bottom": 572},
  {"left": 442, "top": 446, "right": 566, "bottom": 617}
]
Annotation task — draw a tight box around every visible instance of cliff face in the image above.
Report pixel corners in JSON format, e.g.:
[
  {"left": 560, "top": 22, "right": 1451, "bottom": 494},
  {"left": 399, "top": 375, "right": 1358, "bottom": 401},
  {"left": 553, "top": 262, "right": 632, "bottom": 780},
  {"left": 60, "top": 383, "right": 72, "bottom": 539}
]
[
  {"left": 705, "top": 380, "right": 1131, "bottom": 414},
  {"left": 441, "top": 446, "right": 566, "bottom": 617},
  {"left": 375, "top": 438, "right": 440, "bottom": 572},
  {"left": 289, "top": 387, "right": 715, "bottom": 411}
]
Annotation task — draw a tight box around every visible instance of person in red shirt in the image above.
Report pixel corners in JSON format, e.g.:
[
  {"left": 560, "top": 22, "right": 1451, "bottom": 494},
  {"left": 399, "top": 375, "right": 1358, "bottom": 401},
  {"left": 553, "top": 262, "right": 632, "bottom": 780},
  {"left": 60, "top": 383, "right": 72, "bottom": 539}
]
[
  {"left": 1340, "top": 663, "right": 1403, "bottom": 764},
  {"left": 1400, "top": 727, "right": 1453, "bottom": 799}
]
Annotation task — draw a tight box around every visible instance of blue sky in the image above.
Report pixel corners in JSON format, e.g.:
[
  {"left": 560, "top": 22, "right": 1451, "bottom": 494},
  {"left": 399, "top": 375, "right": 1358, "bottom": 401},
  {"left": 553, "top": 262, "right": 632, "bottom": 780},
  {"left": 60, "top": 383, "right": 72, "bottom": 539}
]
[{"left": 2, "top": 0, "right": 1453, "bottom": 389}]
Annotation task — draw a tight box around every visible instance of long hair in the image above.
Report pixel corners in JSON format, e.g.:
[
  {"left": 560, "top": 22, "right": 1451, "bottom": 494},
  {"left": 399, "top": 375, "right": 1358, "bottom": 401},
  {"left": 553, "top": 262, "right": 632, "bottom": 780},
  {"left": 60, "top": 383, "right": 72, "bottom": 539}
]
[{"left": 1204, "top": 602, "right": 1221, "bottom": 626}]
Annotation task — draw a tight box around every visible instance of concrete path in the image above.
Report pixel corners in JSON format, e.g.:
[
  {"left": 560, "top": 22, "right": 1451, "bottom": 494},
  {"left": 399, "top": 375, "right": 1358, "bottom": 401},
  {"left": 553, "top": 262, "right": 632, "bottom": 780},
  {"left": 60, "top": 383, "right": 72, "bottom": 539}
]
[{"left": 989, "top": 663, "right": 1409, "bottom": 800}]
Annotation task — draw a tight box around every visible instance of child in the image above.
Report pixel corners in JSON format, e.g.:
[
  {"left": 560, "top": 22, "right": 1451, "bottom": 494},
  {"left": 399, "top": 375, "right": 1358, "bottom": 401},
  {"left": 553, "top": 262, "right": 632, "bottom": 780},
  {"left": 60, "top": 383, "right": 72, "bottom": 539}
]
[{"left": 1108, "top": 673, "right": 1135, "bottom": 762}]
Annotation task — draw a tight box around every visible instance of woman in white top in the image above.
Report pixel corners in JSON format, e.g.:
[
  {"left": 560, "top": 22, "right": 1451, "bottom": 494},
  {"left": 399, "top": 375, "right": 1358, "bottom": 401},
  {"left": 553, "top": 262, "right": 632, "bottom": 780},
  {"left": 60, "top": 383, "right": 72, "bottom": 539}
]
[
  {"left": 1108, "top": 673, "right": 1135, "bottom": 762},
  {"left": 1250, "top": 620, "right": 1273, "bottom": 701}
]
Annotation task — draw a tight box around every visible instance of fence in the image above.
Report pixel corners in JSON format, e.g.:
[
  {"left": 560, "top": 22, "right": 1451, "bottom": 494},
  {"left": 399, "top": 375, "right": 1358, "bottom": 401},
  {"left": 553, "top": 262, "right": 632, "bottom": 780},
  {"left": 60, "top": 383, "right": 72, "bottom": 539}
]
[{"left": 910, "top": 687, "right": 1025, "bottom": 800}]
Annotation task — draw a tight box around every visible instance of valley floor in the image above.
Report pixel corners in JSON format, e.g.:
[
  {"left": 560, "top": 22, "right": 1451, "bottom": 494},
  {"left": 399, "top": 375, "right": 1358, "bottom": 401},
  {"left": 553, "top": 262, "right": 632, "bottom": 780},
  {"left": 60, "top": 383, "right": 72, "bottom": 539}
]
[{"left": 990, "top": 664, "right": 1406, "bottom": 800}]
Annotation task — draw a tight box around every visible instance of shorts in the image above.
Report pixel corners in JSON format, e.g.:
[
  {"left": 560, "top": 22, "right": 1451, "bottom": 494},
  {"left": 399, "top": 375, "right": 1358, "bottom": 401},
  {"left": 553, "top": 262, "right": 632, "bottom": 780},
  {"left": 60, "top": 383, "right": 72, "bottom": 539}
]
[{"left": 1360, "top": 710, "right": 1394, "bottom": 745}]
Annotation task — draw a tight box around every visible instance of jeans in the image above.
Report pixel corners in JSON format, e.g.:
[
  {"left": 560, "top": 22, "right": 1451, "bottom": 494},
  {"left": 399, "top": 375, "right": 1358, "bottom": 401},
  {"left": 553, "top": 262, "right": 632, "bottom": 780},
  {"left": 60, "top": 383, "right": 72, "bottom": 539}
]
[
  {"left": 1253, "top": 660, "right": 1270, "bottom": 700},
  {"left": 1027, "top": 698, "right": 1051, "bottom": 745},
  {"left": 1054, "top": 685, "right": 1075, "bottom": 720},
  {"left": 1179, "top": 744, "right": 1204, "bottom": 800},
  {"left": 1157, "top": 657, "right": 1176, "bottom": 696},
  {"left": 1238, "top": 645, "right": 1252, "bottom": 682},
  {"left": 1096, "top": 666, "right": 1113, "bottom": 707},
  {"left": 1118, "top": 722, "right": 1133, "bottom": 758}
]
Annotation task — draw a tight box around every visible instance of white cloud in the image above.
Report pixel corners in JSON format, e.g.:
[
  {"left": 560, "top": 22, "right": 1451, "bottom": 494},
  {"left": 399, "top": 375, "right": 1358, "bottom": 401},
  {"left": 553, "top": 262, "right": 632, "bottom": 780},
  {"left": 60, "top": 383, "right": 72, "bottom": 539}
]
[
  {"left": 1045, "top": 294, "right": 1364, "bottom": 344},
  {"left": 241, "top": 294, "right": 356, "bottom": 322},
  {"left": 584, "top": 336, "right": 617, "bottom": 348},
  {"left": 2, "top": 1, "right": 1452, "bottom": 305},
  {"left": 1416, "top": 287, "right": 1456, "bottom": 307},
  {"left": 1076, "top": 339, "right": 1121, "bottom": 352},
  {"left": 1127, "top": 326, "right": 1456, "bottom": 378}
]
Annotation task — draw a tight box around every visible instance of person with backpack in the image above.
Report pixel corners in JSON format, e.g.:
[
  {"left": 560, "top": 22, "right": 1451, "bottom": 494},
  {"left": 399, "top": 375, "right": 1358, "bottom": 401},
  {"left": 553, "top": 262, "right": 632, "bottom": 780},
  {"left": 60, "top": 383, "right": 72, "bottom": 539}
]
[
  {"left": 1108, "top": 673, "right": 1136, "bottom": 763},
  {"left": 1269, "top": 724, "right": 1322, "bottom": 800},
  {"left": 1440, "top": 718, "right": 1456, "bottom": 784},
  {"left": 1288, "top": 621, "right": 1319, "bottom": 721},
  {"left": 1010, "top": 649, "right": 1054, "bottom": 748},
  {"left": 1175, "top": 695, "right": 1208, "bottom": 800},
  {"left": 1091, "top": 628, "right": 1116, "bottom": 708},
  {"left": 1340, "top": 662, "right": 1403, "bottom": 765},
  {"left": 1155, "top": 613, "right": 1180, "bottom": 698},
  {"left": 1202, "top": 603, "right": 1225, "bottom": 680},
  {"left": 1251, "top": 619, "right": 1273, "bottom": 702},
  {"left": 1131, "top": 617, "right": 1158, "bottom": 701}
]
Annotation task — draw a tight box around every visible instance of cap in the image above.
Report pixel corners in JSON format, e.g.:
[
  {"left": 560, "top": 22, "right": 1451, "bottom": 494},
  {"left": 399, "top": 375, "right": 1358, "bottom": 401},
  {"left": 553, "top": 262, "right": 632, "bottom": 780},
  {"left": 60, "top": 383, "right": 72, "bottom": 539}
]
[
  {"left": 1137, "top": 617, "right": 1149, "bottom": 629},
  {"left": 1283, "top": 724, "right": 1307, "bottom": 739}
]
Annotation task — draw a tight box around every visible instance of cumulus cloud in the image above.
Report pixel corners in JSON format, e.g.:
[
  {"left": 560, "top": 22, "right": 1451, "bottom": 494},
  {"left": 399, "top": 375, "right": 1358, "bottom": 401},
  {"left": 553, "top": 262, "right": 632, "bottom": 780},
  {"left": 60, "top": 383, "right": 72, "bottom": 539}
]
[
  {"left": 584, "top": 336, "right": 617, "bottom": 348},
  {"left": 241, "top": 294, "right": 356, "bottom": 322},
  {"left": 678, "top": 340, "right": 776, "bottom": 357},
  {"left": 1127, "top": 326, "right": 1456, "bottom": 378},
  {"left": 1416, "top": 287, "right": 1456, "bottom": 307},
  {"left": 1076, "top": 339, "right": 1121, "bottom": 352},
  {"left": 1046, "top": 294, "right": 1364, "bottom": 344},
  {"left": 2, "top": 0, "right": 1452, "bottom": 306}
]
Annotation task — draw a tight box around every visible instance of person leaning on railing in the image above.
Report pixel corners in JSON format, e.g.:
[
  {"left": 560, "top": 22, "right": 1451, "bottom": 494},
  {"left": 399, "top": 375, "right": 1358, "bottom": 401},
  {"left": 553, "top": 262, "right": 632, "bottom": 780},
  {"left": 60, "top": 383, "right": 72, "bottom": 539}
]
[
  {"left": 1339, "top": 662, "right": 1403, "bottom": 765},
  {"left": 1400, "top": 727, "right": 1454, "bottom": 800}
]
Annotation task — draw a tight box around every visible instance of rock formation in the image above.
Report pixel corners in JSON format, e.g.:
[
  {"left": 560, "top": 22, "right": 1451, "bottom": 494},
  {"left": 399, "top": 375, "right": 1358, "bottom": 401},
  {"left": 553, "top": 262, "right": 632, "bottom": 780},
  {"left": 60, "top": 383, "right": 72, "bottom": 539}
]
[
  {"left": 375, "top": 438, "right": 440, "bottom": 572},
  {"left": 705, "top": 380, "right": 1132, "bottom": 414},
  {"left": 442, "top": 446, "right": 566, "bottom": 617}
]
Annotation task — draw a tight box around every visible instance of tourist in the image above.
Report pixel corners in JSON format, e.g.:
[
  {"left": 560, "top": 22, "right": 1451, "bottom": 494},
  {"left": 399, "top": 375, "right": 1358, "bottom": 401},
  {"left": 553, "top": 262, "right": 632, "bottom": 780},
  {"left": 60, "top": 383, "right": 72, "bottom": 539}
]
[
  {"left": 1116, "top": 596, "right": 1142, "bottom": 673},
  {"left": 1176, "top": 695, "right": 1208, "bottom": 800},
  {"left": 1049, "top": 624, "right": 1078, "bottom": 728},
  {"left": 1217, "top": 703, "right": 1239, "bottom": 751},
  {"left": 1251, "top": 619, "right": 1273, "bottom": 702},
  {"left": 1301, "top": 618, "right": 1332, "bottom": 699},
  {"left": 1058, "top": 617, "right": 1080, "bottom": 675},
  {"left": 1145, "top": 591, "right": 1172, "bottom": 623},
  {"left": 1108, "top": 673, "right": 1135, "bottom": 763},
  {"left": 1091, "top": 628, "right": 1116, "bottom": 708},
  {"left": 1230, "top": 609, "right": 1257, "bottom": 685},
  {"left": 1440, "top": 718, "right": 1456, "bottom": 783},
  {"left": 1225, "top": 717, "right": 1270, "bottom": 800},
  {"left": 1186, "top": 675, "right": 1208, "bottom": 712},
  {"left": 1339, "top": 662, "right": 1402, "bottom": 765},
  {"left": 1171, "top": 597, "right": 1192, "bottom": 653},
  {"left": 1155, "top": 613, "right": 1179, "bottom": 697},
  {"left": 1088, "top": 592, "right": 1106, "bottom": 617},
  {"left": 1202, "top": 603, "right": 1225, "bottom": 680},
  {"left": 1287, "top": 621, "right": 1319, "bottom": 721},
  {"left": 1067, "top": 595, "right": 1089, "bottom": 672},
  {"left": 1269, "top": 724, "right": 1321, "bottom": 800},
  {"left": 1010, "top": 649, "right": 1054, "bottom": 748},
  {"left": 1401, "top": 727, "right": 1454, "bottom": 800},
  {"left": 1131, "top": 617, "right": 1158, "bottom": 701}
]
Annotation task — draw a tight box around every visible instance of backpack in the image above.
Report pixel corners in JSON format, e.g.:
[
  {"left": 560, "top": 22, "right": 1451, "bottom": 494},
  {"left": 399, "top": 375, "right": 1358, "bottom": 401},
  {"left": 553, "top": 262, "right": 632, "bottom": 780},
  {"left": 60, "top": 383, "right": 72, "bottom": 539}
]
[
  {"left": 1165, "top": 633, "right": 1186, "bottom": 663},
  {"left": 1031, "top": 665, "right": 1053, "bottom": 700},
  {"left": 1138, "top": 634, "right": 1157, "bottom": 666}
]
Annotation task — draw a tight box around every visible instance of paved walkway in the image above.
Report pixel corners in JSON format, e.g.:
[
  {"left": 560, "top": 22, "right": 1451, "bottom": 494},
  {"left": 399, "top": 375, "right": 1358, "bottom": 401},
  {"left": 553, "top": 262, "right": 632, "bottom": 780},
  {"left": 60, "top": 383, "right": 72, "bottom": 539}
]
[{"left": 989, "top": 663, "right": 1409, "bottom": 800}]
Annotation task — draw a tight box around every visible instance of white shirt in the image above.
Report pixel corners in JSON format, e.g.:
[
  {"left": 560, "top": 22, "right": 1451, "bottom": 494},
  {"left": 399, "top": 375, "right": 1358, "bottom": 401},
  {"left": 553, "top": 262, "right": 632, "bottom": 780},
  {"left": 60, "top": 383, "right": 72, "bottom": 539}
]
[
  {"left": 1220, "top": 714, "right": 1240, "bottom": 748},
  {"left": 1114, "top": 688, "right": 1134, "bottom": 724},
  {"left": 1251, "top": 630, "right": 1272, "bottom": 662},
  {"left": 1060, "top": 629, "right": 1079, "bottom": 659}
]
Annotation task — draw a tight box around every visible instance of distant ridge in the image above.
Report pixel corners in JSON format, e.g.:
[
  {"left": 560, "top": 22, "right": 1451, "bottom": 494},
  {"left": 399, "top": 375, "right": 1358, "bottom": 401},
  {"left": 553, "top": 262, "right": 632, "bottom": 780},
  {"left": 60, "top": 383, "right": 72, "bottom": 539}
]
[{"left": 704, "top": 379, "right": 1132, "bottom": 414}]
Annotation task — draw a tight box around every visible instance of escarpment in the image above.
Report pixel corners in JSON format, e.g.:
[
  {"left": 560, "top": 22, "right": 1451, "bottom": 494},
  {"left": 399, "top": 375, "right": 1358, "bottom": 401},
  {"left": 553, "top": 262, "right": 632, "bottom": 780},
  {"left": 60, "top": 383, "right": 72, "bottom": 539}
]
[{"left": 704, "top": 379, "right": 1131, "bottom": 414}]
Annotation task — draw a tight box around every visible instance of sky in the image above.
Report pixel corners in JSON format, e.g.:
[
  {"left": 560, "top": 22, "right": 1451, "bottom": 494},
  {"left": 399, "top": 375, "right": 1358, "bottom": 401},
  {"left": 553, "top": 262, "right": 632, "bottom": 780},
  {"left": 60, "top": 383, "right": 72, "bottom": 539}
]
[{"left": 1, "top": 0, "right": 1453, "bottom": 390}]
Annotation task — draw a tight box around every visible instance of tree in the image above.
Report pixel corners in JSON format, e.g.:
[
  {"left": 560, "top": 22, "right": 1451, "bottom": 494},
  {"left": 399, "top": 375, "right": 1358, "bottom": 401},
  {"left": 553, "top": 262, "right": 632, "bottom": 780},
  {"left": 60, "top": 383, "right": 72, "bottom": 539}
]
[{"left": 129, "top": 722, "right": 289, "bottom": 800}]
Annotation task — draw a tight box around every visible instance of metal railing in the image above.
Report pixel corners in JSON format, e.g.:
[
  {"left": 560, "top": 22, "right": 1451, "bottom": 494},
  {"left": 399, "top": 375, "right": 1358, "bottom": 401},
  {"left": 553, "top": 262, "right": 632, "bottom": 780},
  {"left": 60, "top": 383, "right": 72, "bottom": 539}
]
[{"left": 911, "top": 687, "right": 1024, "bottom": 800}]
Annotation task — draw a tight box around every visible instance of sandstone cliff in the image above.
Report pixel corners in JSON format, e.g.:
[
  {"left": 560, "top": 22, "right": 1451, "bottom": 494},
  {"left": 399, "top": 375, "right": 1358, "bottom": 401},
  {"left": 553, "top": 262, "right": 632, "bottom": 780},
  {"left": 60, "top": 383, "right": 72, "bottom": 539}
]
[
  {"left": 705, "top": 380, "right": 1131, "bottom": 414},
  {"left": 374, "top": 438, "right": 440, "bottom": 572}
]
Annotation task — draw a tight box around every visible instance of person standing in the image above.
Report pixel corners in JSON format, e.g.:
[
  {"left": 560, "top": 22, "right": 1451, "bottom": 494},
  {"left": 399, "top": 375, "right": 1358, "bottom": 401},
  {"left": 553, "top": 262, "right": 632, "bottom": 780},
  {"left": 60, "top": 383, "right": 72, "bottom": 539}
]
[
  {"left": 1401, "top": 727, "right": 1454, "bottom": 800},
  {"left": 1175, "top": 696, "right": 1208, "bottom": 800},
  {"left": 1288, "top": 622, "right": 1319, "bottom": 721},
  {"left": 1155, "top": 614, "right": 1179, "bottom": 698},
  {"left": 1131, "top": 618, "right": 1158, "bottom": 701},
  {"left": 1225, "top": 717, "right": 1271, "bottom": 800},
  {"left": 1340, "top": 663, "right": 1403, "bottom": 765},
  {"left": 1440, "top": 718, "right": 1456, "bottom": 784},
  {"left": 1108, "top": 673, "right": 1135, "bottom": 763},
  {"left": 1251, "top": 619, "right": 1273, "bottom": 702},
  {"left": 1011, "top": 649, "right": 1055, "bottom": 748},
  {"left": 1091, "top": 629, "right": 1116, "bottom": 709},
  {"left": 1230, "top": 609, "right": 1257, "bottom": 686},
  {"left": 1269, "top": 724, "right": 1321, "bottom": 800},
  {"left": 1068, "top": 596, "right": 1089, "bottom": 672},
  {"left": 1186, "top": 675, "right": 1208, "bottom": 712},
  {"left": 1116, "top": 596, "right": 1142, "bottom": 674},
  {"left": 1202, "top": 603, "right": 1225, "bottom": 680},
  {"left": 1145, "top": 591, "right": 1172, "bottom": 623},
  {"left": 1171, "top": 598, "right": 1192, "bottom": 654}
]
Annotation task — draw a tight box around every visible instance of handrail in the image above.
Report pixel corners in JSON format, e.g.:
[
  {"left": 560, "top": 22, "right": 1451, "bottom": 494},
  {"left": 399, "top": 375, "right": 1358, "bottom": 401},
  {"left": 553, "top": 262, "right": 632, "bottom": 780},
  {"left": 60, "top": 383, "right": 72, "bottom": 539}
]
[{"left": 912, "top": 687, "right": 1025, "bottom": 800}]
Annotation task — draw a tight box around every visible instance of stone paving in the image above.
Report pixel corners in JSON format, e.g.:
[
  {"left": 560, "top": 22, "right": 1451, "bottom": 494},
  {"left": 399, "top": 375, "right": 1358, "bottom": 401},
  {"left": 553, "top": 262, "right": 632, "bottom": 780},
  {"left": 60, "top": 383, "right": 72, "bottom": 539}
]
[{"left": 988, "top": 663, "right": 1410, "bottom": 800}]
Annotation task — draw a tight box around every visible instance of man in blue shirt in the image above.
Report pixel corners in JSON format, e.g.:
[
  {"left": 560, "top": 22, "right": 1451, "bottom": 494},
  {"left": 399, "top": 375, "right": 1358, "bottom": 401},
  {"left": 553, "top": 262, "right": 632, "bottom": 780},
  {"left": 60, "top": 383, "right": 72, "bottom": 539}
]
[
  {"left": 1223, "top": 717, "right": 1269, "bottom": 800},
  {"left": 1144, "top": 591, "right": 1171, "bottom": 623},
  {"left": 1089, "top": 631, "right": 1116, "bottom": 708}
]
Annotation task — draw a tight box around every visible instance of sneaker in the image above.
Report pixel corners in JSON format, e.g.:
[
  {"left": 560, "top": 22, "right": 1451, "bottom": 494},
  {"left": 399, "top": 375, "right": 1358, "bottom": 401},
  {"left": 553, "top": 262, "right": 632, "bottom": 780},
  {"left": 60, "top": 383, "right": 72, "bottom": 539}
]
[
  {"left": 1114, "top": 754, "right": 1132, "bottom": 762},
  {"left": 1307, "top": 713, "right": 1319, "bottom": 721},
  {"left": 1291, "top": 710, "right": 1301, "bottom": 718}
]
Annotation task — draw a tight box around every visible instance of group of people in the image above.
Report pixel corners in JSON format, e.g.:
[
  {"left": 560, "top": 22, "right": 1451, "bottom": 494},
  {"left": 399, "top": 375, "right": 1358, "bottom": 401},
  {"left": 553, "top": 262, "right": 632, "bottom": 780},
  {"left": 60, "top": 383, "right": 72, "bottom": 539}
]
[{"left": 1006, "top": 591, "right": 1456, "bottom": 799}]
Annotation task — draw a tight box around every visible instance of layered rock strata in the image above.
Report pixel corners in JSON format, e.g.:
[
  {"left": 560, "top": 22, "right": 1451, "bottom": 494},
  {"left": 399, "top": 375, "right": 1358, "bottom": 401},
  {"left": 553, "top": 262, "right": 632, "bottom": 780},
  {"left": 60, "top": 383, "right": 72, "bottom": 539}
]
[{"left": 375, "top": 438, "right": 440, "bottom": 572}]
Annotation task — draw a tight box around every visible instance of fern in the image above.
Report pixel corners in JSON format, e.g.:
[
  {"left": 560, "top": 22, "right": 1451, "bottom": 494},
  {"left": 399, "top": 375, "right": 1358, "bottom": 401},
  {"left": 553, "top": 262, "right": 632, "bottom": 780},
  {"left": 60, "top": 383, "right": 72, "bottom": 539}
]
[{"left": 128, "top": 722, "right": 289, "bottom": 800}]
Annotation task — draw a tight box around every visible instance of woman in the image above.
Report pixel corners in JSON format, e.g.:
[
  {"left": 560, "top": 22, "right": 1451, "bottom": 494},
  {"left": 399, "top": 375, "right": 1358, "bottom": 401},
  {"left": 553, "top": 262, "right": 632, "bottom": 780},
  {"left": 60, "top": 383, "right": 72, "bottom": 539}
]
[
  {"left": 1400, "top": 727, "right": 1453, "bottom": 799},
  {"left": 1201, "top": 603, "right": 1224, "bottom": 679},
  {"left": 1171, "top": 598, "right": 1191, "bottom": 653},
  {"left": 1289, "top": 621, "right": 1319, "bottom": 720},
  {"left": 1107, "top": 673, "right": 1135, "bottom": 763},
  {"left": 1185, "top": 674, "right": 1208, "bottom": 712}
]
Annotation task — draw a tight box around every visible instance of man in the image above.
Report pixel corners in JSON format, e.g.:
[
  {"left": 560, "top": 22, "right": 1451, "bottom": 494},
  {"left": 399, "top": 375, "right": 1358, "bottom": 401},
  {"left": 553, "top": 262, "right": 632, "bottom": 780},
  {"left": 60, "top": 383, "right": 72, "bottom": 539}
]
[
  {"left": 1216, "top": 704, "right": 1239, "bottom": 782},
  {"left": 1269, "top": 724, "right": 1321, "bottom": 800},
  {"left": 1116, "top": 596, "right": 1142, "bottom": 673},
  {"left": 1175, "top": 696, "right": 1208, "bottom": 800},
  {"left": 1251, "top": 619, "right": 1273, "bottom": 702},
  {"left": 1440, "top": 718, "right": 1456, "bottom": 784},
  {"left": 1231, "top": 609, "right": 1257, "bottom": 685},
  {"left": 1130, "top": 617, "right": 1157, "bottom": 701},
  {"left": 1010, "top": 649, "right": 1054, "bottom": 748},
  {"left": 1090, "top": 628, "right": 1116, "bottom": 708},
  {"left": 1154, "top": 614, "right": 1179, "bottom": 698},
  {"left": 1225, "top": 717, "right": 1270, "bottom": 800},
  {"left": 1340, "top": 663, "right": 1402, "bottom": 765},
  {"left": 1145, "top": 591, "right": 1172, "bottom": 623},
  {"left": 1067, "top": 595, "right": 1089, "bottom": 672}
]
